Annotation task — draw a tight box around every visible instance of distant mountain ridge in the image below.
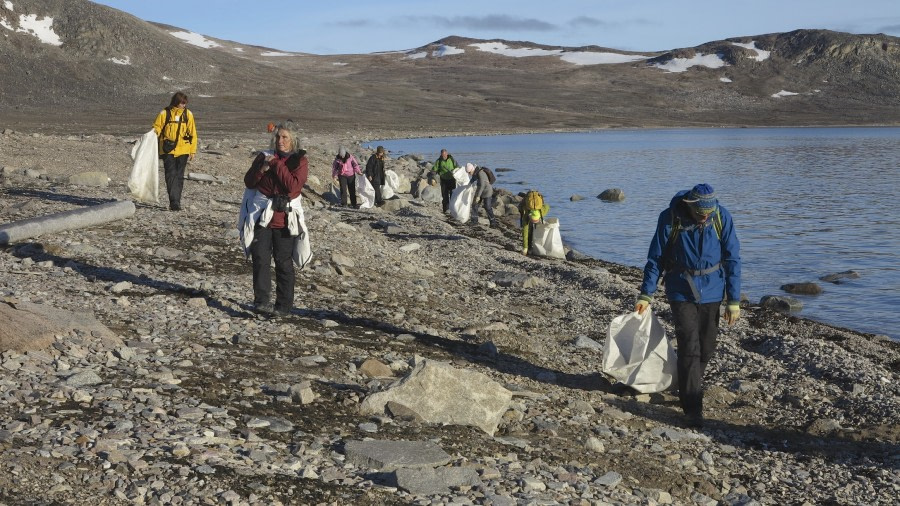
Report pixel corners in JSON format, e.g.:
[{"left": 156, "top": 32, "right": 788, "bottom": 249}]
[{"left": 2, "top": 0, "right": 899, "bottom": 134}]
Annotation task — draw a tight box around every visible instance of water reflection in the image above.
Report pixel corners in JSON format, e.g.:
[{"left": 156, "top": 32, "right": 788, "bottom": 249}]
[{"left": 373, "top": 128, "right": 900, "bottom": 339}]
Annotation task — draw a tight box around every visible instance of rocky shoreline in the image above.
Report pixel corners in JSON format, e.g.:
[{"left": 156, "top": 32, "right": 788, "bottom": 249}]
[{"left": 1, "top": 129, "right": 898, "bottom": 505}]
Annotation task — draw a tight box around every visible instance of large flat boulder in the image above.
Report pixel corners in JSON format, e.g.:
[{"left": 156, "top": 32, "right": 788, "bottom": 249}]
[
  {"left": 359, "top": 359, "right": 512, "bottom": 436},
  {"left": 344, "top": 440, "right": 451, "bottom": 471},
  {"left": 0, "top": 300, "right": 121, "bottom": 352}
]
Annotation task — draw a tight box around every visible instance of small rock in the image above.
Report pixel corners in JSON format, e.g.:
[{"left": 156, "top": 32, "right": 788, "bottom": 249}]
[
  {"left": 760, "top": 295, "right": 803, "bottom": 312},
  {"left": 597, "top": 188, "right": 625, "bottom": 201},
  {"left": 585, "top": 437, "right": 605, "bottom": 453},
  {"left": 780, "top": 282, "right": 823, "bottom": 295}
]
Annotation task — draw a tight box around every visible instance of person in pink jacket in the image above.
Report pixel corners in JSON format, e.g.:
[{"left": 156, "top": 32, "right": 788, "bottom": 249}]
[{"left": 331, "top": 147, "right": 362, "bottom": 208}]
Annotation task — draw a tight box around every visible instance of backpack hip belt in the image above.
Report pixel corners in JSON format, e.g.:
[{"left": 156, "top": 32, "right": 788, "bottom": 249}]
[{"left": 679, "top": 262, "right": 722, "bottom": 302}]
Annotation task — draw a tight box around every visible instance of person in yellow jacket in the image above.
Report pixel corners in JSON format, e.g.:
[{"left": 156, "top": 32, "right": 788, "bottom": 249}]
[
  {"left": 519, "top": 200, "right": 550, "bottom": 255},
  {"left": 152, "top": 92, "right": 198, "bottom": 211}
]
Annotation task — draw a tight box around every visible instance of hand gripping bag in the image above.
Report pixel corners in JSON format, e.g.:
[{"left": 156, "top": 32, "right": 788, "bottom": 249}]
[
  {"left": 531, "top": 218, "right": 565, "bottom": 259},
  {"left": 356, "top": 174, "right": 376, "bottom": 209},
  {"left": 128, "top": 130, "right": 159, "bottom": 203},
  {"left": 449, "top": 182, "right": 476, "bottom": 223},
  {"left": 602, "top": 309, "right": 677, "bottom": 393}
]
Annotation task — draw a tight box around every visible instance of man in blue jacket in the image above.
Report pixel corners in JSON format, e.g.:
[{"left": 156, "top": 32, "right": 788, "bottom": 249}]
[{"left": 634, "top": 183, "right": 741, "bottom": 428}]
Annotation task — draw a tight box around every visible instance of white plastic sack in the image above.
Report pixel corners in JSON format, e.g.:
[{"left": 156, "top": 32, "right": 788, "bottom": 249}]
[
  {"left": 602, "top": 310, "right": 677, "bottom": 393},
  {"left": 382, "top": 169, "right": 400, "bottom": 199},
  {"left": 330, "top": 182, "right": 341, "bottom": 203},
  {"left": 128, "top": 130, "right": 159, "bottom": 203},
  {"left": 356, "top": 174, "right": 376, "bottom": 209},
  {"left": 452, "top": 166, "right": 470, "bottom": 187},
  {"left": 449, "top": 183, "right": 476, "bottom": 223},
  {"left": 531, "top": 218, "right": 566, "bottom": 259}
]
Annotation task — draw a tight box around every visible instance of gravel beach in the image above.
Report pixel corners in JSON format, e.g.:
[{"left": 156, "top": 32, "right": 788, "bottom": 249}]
[{"left": 0, "top": 129, "right": 898, "bottom": 505}]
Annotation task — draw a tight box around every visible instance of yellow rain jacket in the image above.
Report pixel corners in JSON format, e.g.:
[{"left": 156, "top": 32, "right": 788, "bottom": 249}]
[{"left": 152, "top": 107, "right": 197, "bottom": 157}]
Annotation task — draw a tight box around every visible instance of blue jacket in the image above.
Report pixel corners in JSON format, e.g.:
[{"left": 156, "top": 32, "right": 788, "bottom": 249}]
[{"left": 640, "top": 191, "right": 741, "bottom": 304}]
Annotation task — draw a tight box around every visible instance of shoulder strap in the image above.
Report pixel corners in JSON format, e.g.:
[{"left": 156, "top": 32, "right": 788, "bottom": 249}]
[
  {"left": 161, "top": 107, "right": 185, "bottom": 140},
  {"left": 713, "top": 208, "right": 723, "bottom": 240}
]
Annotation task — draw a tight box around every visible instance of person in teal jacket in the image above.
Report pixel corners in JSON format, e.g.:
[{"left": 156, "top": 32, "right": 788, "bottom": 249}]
[
  {"left": 635, "top": 183, "right": 741, "bottom": 429},
  {"left": 431, "top": 149, "right": 458, "bottom": 213}
]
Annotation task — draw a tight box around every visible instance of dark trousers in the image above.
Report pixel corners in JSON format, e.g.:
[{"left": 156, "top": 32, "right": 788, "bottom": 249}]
[
  {"left": 372, "top": 181, "right": 384, "bottom": 205},
  {"left": 162, "top": 154, "right": 188, "bottom": 209},
  {"left": 670, "top": 301, "right": 720, "bottom": 416},
  {"left": 339, "top": 174, "right": 357, "bottom": 207},
  {"left": 250, "top": 226, "right": 295, "bottom": 311},
  {"left": 440, "top": 178, "right": 457, "bottom": 213},
  {"left": 472, "top": 195, "right": 496, "bottom": 223}
]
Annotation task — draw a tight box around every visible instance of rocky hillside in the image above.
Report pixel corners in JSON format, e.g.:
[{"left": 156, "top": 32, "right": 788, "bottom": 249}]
[{"left": 2, "top": 0, "right": 900, "bottom": 135}]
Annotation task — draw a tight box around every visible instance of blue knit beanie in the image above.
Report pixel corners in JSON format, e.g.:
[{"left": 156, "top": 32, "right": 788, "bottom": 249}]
[{"left": 683, "top": 183, "right": 717, "bottom": 214}]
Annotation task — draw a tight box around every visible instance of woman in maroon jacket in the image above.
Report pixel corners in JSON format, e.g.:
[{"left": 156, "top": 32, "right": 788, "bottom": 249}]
[{"left": 243, "top": 126, "right": 309, "bottom": 315}]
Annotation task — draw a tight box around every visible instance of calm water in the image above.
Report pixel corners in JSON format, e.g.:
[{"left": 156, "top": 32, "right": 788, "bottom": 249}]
[{"left": 370, "top": 128, "right": 900, "bottom": 340}]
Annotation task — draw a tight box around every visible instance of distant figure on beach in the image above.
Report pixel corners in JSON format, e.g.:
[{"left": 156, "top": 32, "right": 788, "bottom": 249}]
[
  {"left": 431, "top": 149, "right": 459, "bottom": 213},
  {"left": 635, "top": 183, "right": 741, "bottom": 428},
  {"left": 332, "top": 147, "right": 362, "bottom": 208},
  {"left": 365, "top": 146, "right": 387, "bottom": 207},
  {"left": 467, "top": 164, "right": 496, "bottom": 227},
  {"left": 519, "top": 190, "right": 550, "bottom": 255},
  {"left": 152, "top": 92, "right": 198, "bottom": 211},
  {"left": 241, "top": 124, "right": 309, "bottom": 316}
]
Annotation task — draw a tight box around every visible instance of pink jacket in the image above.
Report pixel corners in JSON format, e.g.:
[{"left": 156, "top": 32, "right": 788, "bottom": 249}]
[{"left": 332, "top": 155, "right": 361, "bottom": 177}]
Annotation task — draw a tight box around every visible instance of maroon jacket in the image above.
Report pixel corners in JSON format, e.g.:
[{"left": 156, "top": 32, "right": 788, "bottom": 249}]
[{"left": 244, "top": 150, "right": 309, "bottom": 229}]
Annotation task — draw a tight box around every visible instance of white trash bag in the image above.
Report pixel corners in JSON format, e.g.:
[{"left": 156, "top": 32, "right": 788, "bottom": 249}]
[
  {"left": 449, "top": 182, "right": 476, "bottom": 223},
  {"left": 602, "top": 309, "right": 677, "bottom": 393},
  {"left": 531, "top": 218, "right": 566, "bottom": 259},
  {"left": 356, "top": 174, "right": 376, "bottom": 209},
  {"left": 128, "top": 129, "right": 159, "bottom": 203},
  {"left": 382, "top": 169, "right": 400, "bottom": 199},
  {"left": 452, "top": 166, "right": 471, "bottom": 187}
]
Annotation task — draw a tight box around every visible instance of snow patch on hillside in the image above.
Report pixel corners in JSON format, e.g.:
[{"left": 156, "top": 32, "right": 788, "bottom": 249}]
[
  {"left": 1, "top": 11, "right": 63, "bottom": 46},
  {"left": 560, "top": 51, "right": 649, "bottom": 65},
  {"left": 654, "top": 53, "right": 726, "bottom": 73},
  {"left": 170, "top": 31, "right": 221, "bottom": 49},
  {"left": 470, "top": 42, "right": 649, "bottom": 65},
  {"left": 772, "top": 90, "right": 799, "bottom": 98},
  {"left": 732, "top": 41, "right": 770, "bottom": 61},
  {"left": 433, "top": 45, "right": 464, "bottom": 57}
]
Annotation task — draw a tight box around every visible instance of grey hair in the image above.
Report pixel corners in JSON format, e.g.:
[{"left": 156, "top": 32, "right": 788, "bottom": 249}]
[{"left": 269, "top": 123, "right": 298, "bottom": 153}]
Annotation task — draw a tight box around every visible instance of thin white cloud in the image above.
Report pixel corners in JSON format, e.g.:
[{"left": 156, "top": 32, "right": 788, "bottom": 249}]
[
  {"left": 170, "top": 31, "right": 221, "bottom": 49},
  {"left": 406, "top": 14, "right": 555, "bottom": 32}
]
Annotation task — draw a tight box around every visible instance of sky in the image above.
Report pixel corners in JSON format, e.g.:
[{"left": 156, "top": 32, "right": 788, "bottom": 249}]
[{"left": 89, "top": 0, "right": 900, "bottom": 55}]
